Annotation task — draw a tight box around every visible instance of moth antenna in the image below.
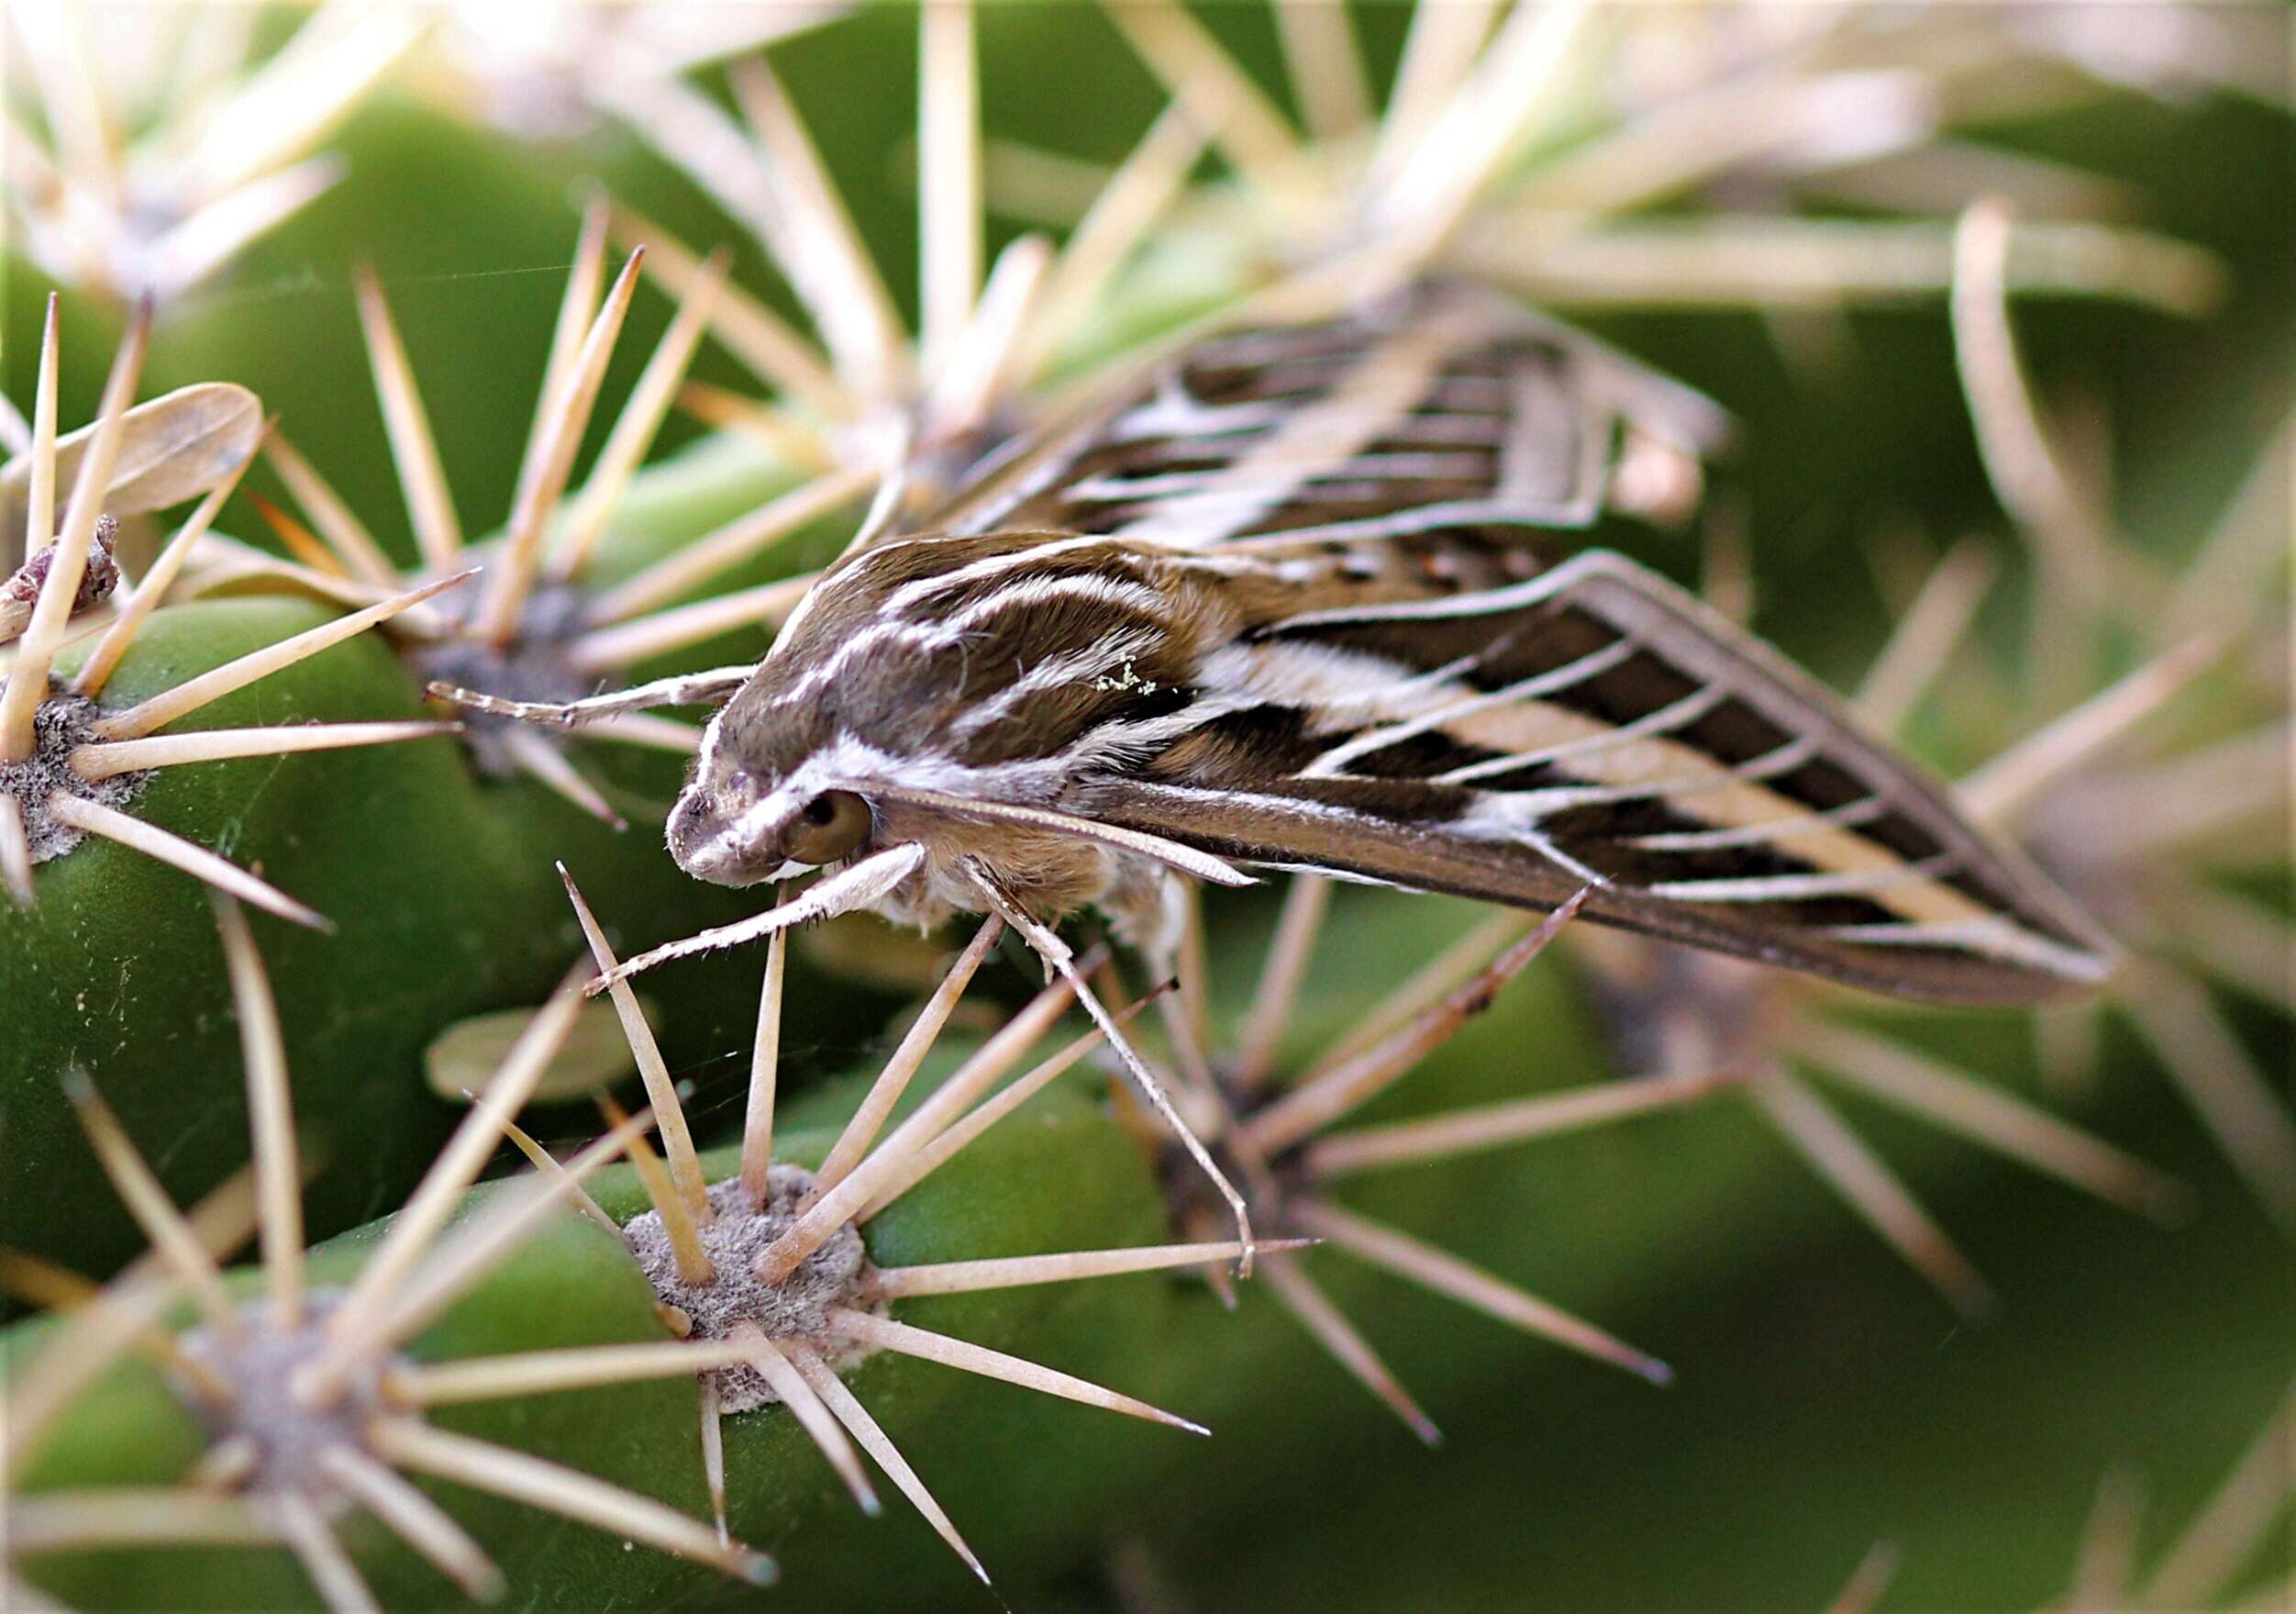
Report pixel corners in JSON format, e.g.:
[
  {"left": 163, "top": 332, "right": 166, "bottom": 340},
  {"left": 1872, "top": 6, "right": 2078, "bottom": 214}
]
[
  {"left": 424, "top": 664, "right": 756, "bottom": 731},
  {"left": 964, "top": 859, "right": 1257, "bottom": 1276}
]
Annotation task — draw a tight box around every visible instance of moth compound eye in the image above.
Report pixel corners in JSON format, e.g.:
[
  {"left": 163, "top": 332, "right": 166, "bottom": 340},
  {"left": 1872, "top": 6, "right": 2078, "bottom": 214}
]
[{"left": 784, "top": 790, "right": 870, "bottom": 865}]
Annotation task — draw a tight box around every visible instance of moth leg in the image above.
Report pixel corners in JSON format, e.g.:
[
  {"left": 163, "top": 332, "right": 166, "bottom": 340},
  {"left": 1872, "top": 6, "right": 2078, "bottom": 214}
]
[
  {"left": 962, "top": 857, "right": 1259, "bottom": 1277},
  {"left": 424, "top": 665, "right": 756, "bottom": 729}
]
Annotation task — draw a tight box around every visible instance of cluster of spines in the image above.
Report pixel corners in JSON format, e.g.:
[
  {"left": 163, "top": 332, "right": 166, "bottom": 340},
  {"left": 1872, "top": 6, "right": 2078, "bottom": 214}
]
[{"left": 0, "top": 300, "right": 460, "bottom": 926}]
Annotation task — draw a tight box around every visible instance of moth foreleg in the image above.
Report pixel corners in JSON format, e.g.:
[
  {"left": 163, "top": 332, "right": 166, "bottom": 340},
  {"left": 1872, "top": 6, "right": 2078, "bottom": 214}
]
[
  {"left": 425, "top": 664, "right": 756, "bottom": 729},
  {"left": 962, "top": 857, "right": 1259, "bottom": 1277}
]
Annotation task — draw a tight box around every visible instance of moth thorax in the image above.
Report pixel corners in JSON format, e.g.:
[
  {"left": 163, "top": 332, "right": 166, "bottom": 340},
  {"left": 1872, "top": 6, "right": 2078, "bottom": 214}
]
[
  {"left": 175, "top": 1290, "right": 391, "bottom": 1507},
  {"left": 0, "top": 685, "right": 150, "bottom": 863},
  {"left": 625, "top": 1166, "right": 884, "bottom": 1414},
  {"left": 409, "top": 579, "right": 595, "bottom": 776}
]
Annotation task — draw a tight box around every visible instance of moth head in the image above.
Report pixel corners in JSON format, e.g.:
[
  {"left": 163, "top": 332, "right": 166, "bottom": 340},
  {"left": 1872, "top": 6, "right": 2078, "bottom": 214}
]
[
  {"left": 667, "top": 758, "right": 876, "bottom": 888},
  {"left": 661, "top": 682, "right": 876, "bottom": 889}
]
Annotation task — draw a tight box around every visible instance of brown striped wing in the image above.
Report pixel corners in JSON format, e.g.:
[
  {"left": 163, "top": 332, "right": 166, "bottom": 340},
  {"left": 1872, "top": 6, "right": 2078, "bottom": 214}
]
[
  {"left": 924, "top": 281, "right": 1725, "bottom": 551},
  {"left": 1088, "top": 538, "right": 2114, "bottom": 1006}
]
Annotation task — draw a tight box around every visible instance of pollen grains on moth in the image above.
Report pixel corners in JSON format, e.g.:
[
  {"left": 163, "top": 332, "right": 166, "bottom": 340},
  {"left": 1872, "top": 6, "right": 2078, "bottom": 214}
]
[
  {"left": 5, "top": 897, "right": 774, "bottom": 1612},
  {"left": 0, "top": 298, "right": 458, "bottom": 925}
]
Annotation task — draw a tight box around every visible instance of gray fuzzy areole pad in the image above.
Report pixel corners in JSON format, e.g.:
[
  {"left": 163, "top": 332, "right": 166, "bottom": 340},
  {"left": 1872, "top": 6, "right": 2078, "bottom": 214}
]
[
  {"left": 626, "top": 1165, "right": 886, "bottom": 1414},
  {"left": 0, "top": 689, "right": 149, "bottom": 862}
]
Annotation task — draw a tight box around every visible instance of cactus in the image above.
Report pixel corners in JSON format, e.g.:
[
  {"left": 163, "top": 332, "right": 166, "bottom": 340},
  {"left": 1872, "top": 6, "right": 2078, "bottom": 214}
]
[{"left": 3, "top": 4, "right": 2288, "bottom": 1611}]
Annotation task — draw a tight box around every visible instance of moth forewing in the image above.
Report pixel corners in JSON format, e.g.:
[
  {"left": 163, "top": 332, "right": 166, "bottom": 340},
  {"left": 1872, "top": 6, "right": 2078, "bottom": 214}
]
[{"left": 1088, "top": 543, "right": 2119, "bottom": 1006}]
